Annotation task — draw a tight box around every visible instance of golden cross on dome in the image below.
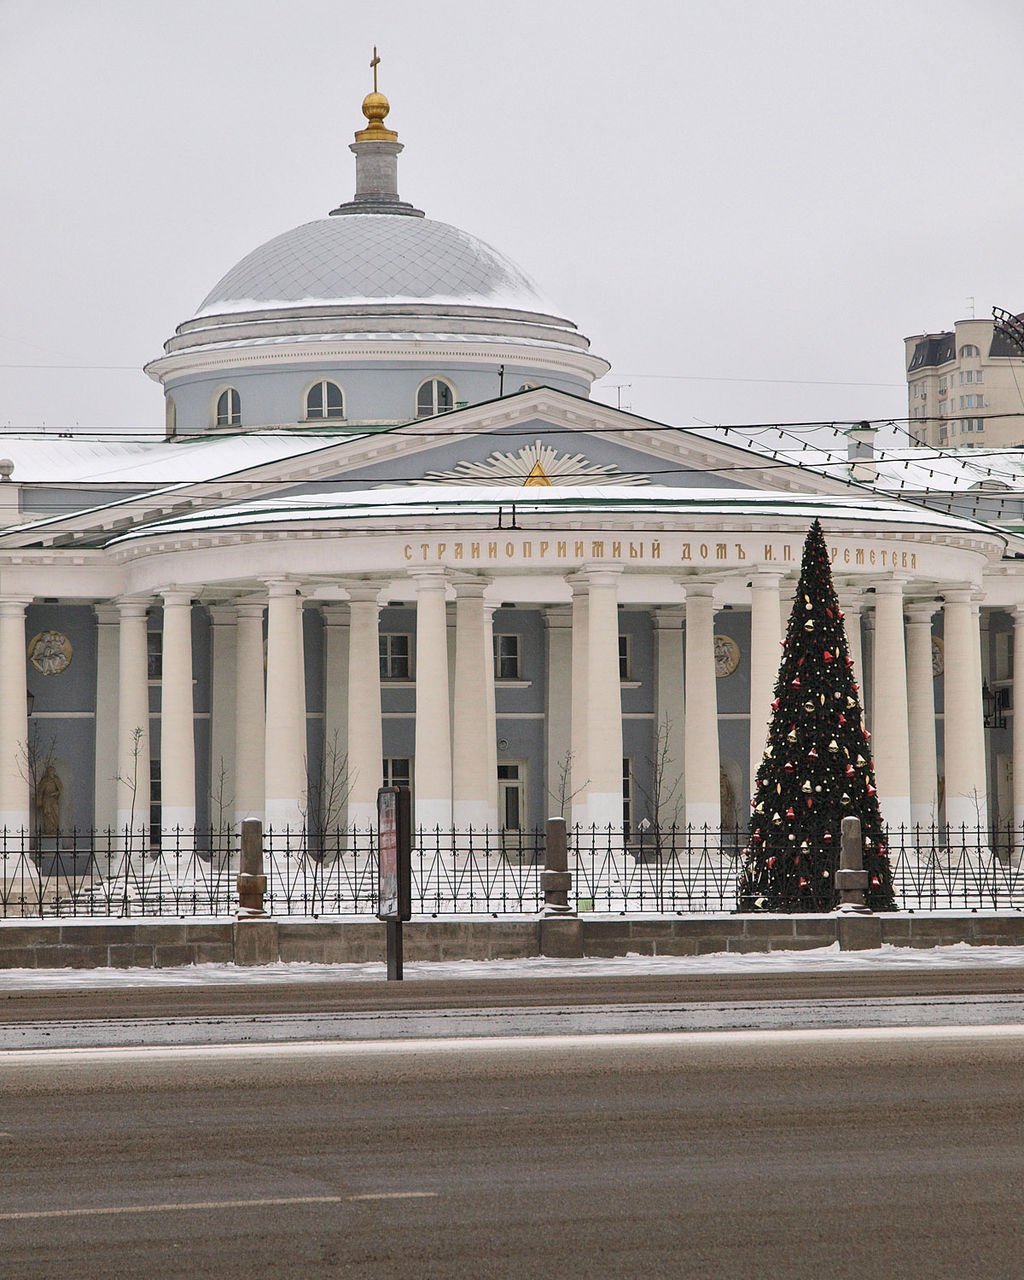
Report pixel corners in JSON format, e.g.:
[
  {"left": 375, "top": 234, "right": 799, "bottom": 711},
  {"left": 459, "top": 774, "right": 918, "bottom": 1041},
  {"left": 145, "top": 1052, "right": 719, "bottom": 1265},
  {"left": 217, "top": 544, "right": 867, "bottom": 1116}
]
[{"left": 370, "top": 47, "right": 380, "bottom": 92}]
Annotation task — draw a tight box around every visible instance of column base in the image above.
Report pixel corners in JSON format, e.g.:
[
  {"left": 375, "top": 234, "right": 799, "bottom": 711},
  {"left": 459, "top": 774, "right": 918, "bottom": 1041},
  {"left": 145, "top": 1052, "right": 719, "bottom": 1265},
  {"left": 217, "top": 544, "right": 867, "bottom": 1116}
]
[{"left": 414, "top": 799, "right": 453, "bottom": 833}]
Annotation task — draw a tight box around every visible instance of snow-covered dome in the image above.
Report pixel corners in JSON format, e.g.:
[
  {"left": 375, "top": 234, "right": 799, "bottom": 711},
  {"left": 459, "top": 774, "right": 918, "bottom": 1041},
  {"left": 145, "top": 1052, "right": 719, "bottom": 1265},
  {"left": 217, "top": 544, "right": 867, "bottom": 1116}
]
[
  {"left": 146, "top": 74, "right": 609, "bottom": 434},
  {"left": 197, "top": 215, "right": 549, "bottom": 317}
]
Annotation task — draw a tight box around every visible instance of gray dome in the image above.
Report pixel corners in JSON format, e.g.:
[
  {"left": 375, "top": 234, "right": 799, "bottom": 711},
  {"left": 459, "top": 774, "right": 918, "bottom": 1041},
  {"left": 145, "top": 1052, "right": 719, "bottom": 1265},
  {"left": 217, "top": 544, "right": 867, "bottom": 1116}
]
[{"left": 197, "top": 214, "right": 549, "bottom": 316}]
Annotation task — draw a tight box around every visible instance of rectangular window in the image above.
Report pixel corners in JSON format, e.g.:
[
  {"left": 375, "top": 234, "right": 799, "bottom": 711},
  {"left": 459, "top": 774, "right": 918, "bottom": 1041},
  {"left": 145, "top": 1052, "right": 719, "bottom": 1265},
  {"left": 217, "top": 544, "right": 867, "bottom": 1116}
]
[
  {"left": 147, "top": 631, "right": 162, "bottom": 681},
  {"left": 382, "top": 757, "right": 411, "bottom": 789},
  {"left": 619, "top": 635, "right": 631, "bottom": 680},
  {"left": 493, "top": 633, "right": 521, "bottom": 680},
  {"left": 379, "top": 633, "right": 412, "bottom": 680},
  {"left": 622, "top": 757, "right": 633, "bottom": 838},
  {"left": 497, "top": 762, "right": 525, "bottom": 831},
  {"left": 149, "top": 759, "right": 161, "bottom": 847}
]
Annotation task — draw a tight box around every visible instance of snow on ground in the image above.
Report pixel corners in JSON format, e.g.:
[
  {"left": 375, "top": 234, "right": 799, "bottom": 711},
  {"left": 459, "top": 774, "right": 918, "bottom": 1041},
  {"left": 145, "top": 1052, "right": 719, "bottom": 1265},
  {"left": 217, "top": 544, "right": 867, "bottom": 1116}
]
[{"left": 2, "top": 942, "right": 1024, "bottom": 991}]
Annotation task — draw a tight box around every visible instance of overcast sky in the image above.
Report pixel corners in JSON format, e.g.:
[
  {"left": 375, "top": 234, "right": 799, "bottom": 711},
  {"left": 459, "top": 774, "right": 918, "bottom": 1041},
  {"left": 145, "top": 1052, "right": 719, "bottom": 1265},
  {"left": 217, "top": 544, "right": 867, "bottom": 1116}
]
[{"left": 2, "top": 0, "right": 1022, "bottom": 440}]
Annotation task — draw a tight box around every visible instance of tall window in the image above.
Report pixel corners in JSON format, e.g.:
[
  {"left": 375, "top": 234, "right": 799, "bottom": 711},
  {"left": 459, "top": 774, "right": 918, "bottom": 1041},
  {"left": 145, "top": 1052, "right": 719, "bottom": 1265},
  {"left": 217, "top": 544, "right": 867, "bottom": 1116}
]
[
  {"left": 960, "top": 344, "right": 980, "bottom": 359},
  {"left": 416, "top": 378, "right": 455, "bottom": 418},
  {"left": 305, "top": 380, "right": 345, "bottom": 420},
  {"left": 494, "top": 634, "right": 521, "bottom": 680},
  {"left": 383, "top": 757, "right": 412, "bottom": 789},
  {"left": 619, "top": 635, "right": 631, "bottom": 680},
  {"left": 379, "top": 633, "right": 412, "bottom": 680},
  {"left": 150, "top": 759, "right": 162, "bottom": 848},
  {"left": 622, "top": 757, "right": 633, "bottom": 838},
  {"left": 215, "top": 388, "right": 241, "bottom": 427},
  {"left": 147, "top": 631, "right": 162, "bottom": 681}
]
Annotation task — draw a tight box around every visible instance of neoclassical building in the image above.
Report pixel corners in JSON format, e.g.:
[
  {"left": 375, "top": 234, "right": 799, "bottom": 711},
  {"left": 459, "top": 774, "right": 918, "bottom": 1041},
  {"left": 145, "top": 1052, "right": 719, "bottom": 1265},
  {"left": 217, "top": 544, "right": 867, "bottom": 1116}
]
[{"left": 1, "top": 75, "right": 1022, "bottom": 864}]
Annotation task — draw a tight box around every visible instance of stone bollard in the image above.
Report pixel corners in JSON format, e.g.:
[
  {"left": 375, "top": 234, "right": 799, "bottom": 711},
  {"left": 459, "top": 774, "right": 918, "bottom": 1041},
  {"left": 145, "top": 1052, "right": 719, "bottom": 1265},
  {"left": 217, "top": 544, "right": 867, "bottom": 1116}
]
[
  {"left": 539, "top": 817, "right": 584, "bottom": 958},
  {"left": 835, "top": 814, "right": 882, "bottom": 950},
  {"left": 234, "top": 819, "right": 279, "bottom": 965}
]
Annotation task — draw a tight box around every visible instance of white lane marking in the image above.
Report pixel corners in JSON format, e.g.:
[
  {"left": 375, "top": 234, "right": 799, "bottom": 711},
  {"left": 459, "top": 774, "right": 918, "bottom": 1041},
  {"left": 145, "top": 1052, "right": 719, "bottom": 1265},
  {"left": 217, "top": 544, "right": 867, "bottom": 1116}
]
[
  {"left": 349, "top": 1192, "right": 438, "bottom": 1201},
  {"left": 2, "top": 1022, "right": 1024, "bottom": 1065},
  {"left": 0, "top": 1195, "right": 345, "bottom": 1222}
]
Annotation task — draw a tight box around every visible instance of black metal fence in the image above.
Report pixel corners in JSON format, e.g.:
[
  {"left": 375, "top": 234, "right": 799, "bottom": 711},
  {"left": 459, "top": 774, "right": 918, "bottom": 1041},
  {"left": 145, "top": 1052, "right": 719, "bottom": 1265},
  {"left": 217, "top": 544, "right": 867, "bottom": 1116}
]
[{"left": 2, "top": 823, "right": 1023, "bottom": 919}]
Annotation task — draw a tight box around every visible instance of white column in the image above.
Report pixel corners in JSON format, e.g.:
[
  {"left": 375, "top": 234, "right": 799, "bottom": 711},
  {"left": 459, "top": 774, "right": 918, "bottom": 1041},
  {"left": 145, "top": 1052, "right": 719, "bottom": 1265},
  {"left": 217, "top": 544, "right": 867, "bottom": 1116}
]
[
  {"left": 233, "top": 601, "right": 266, "bottom": 826},
  {"left": 545, "top": 607, "right": 573, "bottom": 821},
  {"left": 906, "top": 603, "right": 939, "bottom": 828},
  {"left": 748, "top": 571, "right": 782, "bottom": 790},
  {"left": 115, "top": 598, "right": 151, "bottom": 840},
  {"left": 683, "top": 582, "right": 721, "bottom": 830},
  {"left": 323, "top": 606, "right": 353, "bottom": 829},
  {"left": 838, "top": 590, "right": 865, "bottom": 692},
  {"left": 0, "top": 595, "right": 37, "bottom": 899},
  {"left": 569, "top": 580, "right": 589, "bottom": 827},
  {"left": 264, "top": 581, "right": 306, "bottom": 830},
  {"left": 452, "top": 579, "right": 497, "bottom": 830},
  {"left": 159, "top": 591, "right": 196, "bottom": 835},
  {"left": 484, "top": 602, "right": 498, "bottom": 823},
  {"left": 943, "top": 589, "right": 987, "bottom": 828},
  {"left": 1013, "top": 606, "right": 1024, "bottom": 859},
  {"left": 93, "top": 604, "right": 120, "bottom": 835},
  {"left": 653, "top": 606, "right": 686, "bottom": 827},
  {"left": 345, "top": 585, "right": 383, "bottom": 829},
  {"left": 584, "top": 568, "right": 624, "bottom": 829},
  {"left": 0, "top": 596, "right": 32, "bottom": 831},
  {"left": 861, "top": 608, "right": 875, "bottom": 731},
  {"left": 871, "top": 581, "right": 911, "bottom": 830},
  {"left": 208, "top": 605, "right": 237, "bottom": 834},
  {"left": 412, "top": 569, "right": 452, "bottom": 829}
]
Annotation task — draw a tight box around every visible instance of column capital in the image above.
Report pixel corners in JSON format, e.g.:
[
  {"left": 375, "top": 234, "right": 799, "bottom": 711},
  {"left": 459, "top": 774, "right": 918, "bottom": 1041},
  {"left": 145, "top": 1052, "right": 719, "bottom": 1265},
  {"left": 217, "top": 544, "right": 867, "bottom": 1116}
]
[
  {"left": 681, "top": 581, "right": 716, "bottom": 602},
  {"left": 207, "top": 604, "right": 237, "bottom": 626},
  {"left": 93, "top": 602, "right": 122, "bottom": 626},
  {"left": 409, "top": 567, "right": 448, "bottom": 592},
  {"left": 573, "top": 564, "right": 624, "bottom": 588},
  {"left": 265, "top": 578, "right": 302, "bottom": 599},
  {"left": 157, "top": 587, "right": 196, "bottom": 607},
  {"left": 235, "top": 598, "right": 267, "bottom": 621},
  {"left": 905, "top": 602, "right": 938, "bottom": 624},
  {"left": 872, "top": 579, "right": 906, "bottom": 598},
  {"left": 116, "top": 596, "right": 152, "bottom": 619},
  {"left": 747, "top": 569, "right": 784, "bottom": 589},
  {"left": 543, "top": 605, "right": 572, "bottom": 630},
  {"left": 653, "top": 605, "right": 686, "bottom": 629},
  {"left": 450, "top": 575, "right": 489, "bottom": 599},
  {"left": 320, "top": 604, "right": 350, "bottom": 627},
  {"left": 942, "top": 586, "right": 983, "bottom": 605},
  {"left": 0, "top": 595, "right": 33, "bottom": 615}
]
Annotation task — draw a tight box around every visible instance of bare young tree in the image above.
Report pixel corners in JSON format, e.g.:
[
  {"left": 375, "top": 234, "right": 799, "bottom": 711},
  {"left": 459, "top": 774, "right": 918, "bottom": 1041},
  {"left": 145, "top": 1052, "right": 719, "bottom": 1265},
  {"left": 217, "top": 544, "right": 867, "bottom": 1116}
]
[
  {"left": 546, "top": 748, "right": 589, "bottom": 823},
  {"left": 304, "top": 730, "right": 353, "bottom": 858},
  {"left": 630, "top": 714, "right": 683, "bottom": 852}
]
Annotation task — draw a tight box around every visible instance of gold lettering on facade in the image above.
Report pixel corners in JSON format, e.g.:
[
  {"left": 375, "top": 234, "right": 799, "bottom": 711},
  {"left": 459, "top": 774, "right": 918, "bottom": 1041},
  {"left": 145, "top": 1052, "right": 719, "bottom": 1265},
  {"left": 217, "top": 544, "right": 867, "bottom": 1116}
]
[
  {"left": 557, "top": 541, "right": 567, "bottom": 558},
  {"left": 783, "top": 545, "right": 793, "bottom": 561},
  {"left": 591, "top": 541, "right": 605, "bottom": 558},
  {"left": 764, "top": 545, "right": 775, "bottom": 561},
  {"left": 539, "top": 541, "right": 549, "bottom": 557},
  {"left": 522, "top": 542, "right": 532, "bottom": 558},
  {"left": 420, "top": 543, "right": 430, "bottom": 560},
  {"left": 488, "top": 542, "right": 499, "bottom": 559},
  {"left": 471, "top": 542, "right": 481, "bottom": 559},
  {"left": 651, "top": 541, "right": 661, "bottom": 559},
  {"left": 612, "top": 541, "right": 622, "bottom": 558},
  {"left": 404, "top": 544, "right": 413, "bottom": 561},
  {"left": 630, "top": 541, "right": 643, "bottom": 558},
  {"left": 453, "top": 543, "right": 463, "bottom": 560},
  {"left": 574, "top": 540, "right": 585, "bottom": 557},
  {"left": 437, "top": 543, "right": 446, "bottom": 559},
  {"left": 699, "top": 543, "right": 709, "bottom": 559},
  {"left": 844, "top": 548, "right": 851, "bottom": 564},
  {"left": 856, "top": 549, "right": 865, "bottom": 565},
  {"left": 735, "top": 544, "right": 746, "bottom": 559},
  {"left": 682, "top": 543, "right": 692, "bottom": 561},
  {"left": 911, "top": 553, "right": 917, "bottom": 569},
  {"left": 870, "top": 550, "right": 876, "bottom": 565}
]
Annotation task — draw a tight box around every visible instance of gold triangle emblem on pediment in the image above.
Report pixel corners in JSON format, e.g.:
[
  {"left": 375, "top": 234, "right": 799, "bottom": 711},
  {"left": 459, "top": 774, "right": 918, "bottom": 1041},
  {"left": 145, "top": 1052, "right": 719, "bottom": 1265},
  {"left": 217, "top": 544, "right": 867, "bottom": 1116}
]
[{"left": 523, "top": 461, "right": 553, "bottom": 487}]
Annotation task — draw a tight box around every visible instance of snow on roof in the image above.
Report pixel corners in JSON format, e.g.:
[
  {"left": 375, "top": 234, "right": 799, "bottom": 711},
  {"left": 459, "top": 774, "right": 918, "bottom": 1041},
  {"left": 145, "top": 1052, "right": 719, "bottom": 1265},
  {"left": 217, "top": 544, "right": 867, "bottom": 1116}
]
[
  {"left": 196, "top": 216, "right": 553, "bottom": 318},
  {"left": 0, "top": 430, "right": 359, "bottom": 488},
  {"left": 110, "top": 483, "right": 1005, "bottom": 545}
]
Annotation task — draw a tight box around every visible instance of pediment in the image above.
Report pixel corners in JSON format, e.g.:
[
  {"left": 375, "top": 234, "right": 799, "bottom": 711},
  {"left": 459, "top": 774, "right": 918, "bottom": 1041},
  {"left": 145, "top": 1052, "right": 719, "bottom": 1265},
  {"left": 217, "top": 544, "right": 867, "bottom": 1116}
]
[{"left": 0, "top": 387, "right": 854, "bottom": 549}]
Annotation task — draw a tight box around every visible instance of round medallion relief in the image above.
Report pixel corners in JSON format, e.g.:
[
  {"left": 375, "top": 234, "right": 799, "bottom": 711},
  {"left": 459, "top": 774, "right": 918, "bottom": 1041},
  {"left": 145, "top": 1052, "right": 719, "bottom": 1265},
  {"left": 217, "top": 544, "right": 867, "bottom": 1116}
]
[
  {"left": 28, "top": 630, "right": 73, "bottom": 676},
  {"left": 931, "top": 636, "right": 944, "bottom": 678},
  {"left": 714, "top": 634, "right": 740, "bottom": 678}
]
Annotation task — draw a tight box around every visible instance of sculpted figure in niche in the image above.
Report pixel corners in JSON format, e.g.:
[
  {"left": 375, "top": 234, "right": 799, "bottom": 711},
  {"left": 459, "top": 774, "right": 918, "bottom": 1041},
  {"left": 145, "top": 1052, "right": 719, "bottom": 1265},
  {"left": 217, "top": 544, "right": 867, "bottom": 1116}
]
[
  {"left": 29, "top": 630, "right": 73, "bottom": 677},
  {"left": 36, "top": 763, "right": 62, "bottom": 835},
  {"left": 719, "top": 767, "right": 738, "bottom": 831}
]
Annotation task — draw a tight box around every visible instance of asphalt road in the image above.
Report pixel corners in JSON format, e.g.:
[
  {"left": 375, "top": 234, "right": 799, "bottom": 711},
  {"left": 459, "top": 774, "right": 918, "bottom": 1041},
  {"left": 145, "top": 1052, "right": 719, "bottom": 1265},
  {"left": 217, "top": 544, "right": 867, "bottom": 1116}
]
[{"left": 3, "top": 1029, "right": 1023, "bottom": 1279}]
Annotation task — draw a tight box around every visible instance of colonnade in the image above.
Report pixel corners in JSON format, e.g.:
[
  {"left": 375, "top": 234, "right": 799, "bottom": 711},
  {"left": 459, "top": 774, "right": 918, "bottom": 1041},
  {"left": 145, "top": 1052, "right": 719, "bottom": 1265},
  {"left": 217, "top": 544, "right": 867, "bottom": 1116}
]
[{"left": 0, "top": 574, "right": 1006, "bottom": 854}]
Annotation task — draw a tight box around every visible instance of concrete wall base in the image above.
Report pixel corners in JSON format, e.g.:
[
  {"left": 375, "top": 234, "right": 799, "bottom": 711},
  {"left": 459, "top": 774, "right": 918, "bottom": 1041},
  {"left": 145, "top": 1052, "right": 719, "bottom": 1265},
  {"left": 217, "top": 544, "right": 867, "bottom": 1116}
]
[{"left": 1, "top": 912, "right": 1023, "bottom": 969}]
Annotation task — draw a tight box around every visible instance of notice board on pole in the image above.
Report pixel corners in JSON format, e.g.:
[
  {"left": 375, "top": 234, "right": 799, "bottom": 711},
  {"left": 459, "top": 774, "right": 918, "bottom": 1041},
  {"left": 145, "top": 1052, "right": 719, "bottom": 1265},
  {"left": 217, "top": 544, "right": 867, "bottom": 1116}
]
[{"left": 377, "top": 785, "right": 412, "bottom": 921}]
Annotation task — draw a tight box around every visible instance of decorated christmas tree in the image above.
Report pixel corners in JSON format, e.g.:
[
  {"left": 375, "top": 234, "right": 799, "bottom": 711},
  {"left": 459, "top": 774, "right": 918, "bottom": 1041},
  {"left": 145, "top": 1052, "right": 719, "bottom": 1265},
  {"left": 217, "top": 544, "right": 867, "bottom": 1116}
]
[{"left": 738, "top": 520, "right": 896, "bottom": 912}]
